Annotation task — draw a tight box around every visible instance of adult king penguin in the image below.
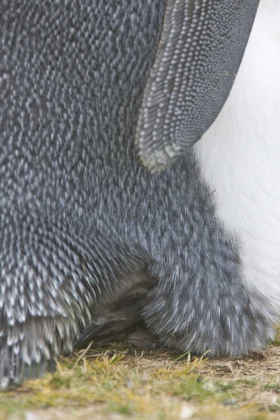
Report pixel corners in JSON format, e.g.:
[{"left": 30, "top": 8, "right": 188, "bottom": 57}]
[{"left": 0, "top": 0, "right": 279, "bottom": 389}]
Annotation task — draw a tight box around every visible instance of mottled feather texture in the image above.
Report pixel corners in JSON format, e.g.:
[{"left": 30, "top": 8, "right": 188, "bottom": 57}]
[
  {"left": 136, "top": 0, "right": 260, "bottom": 171},
  {"left": 0, "top": 0, "right": 277, "bottom": 390}
]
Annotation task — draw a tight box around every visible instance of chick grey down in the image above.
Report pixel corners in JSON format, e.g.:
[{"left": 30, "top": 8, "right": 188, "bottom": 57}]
[
  {"left": 0, "top": 0, "right": 278, "bottom": 390},
  {"left": 73, "top": 270, "right": 160, "bottom": 352}
]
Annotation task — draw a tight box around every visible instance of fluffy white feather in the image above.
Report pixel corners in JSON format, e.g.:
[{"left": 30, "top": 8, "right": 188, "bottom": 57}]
[{"left": 195, "top": 0, "right": 280, "bottom": 307}]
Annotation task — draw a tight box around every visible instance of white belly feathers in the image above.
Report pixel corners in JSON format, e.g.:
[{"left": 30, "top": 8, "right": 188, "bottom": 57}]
[{"left": 195, "top": 0, "right": 280, "bottom": 308}]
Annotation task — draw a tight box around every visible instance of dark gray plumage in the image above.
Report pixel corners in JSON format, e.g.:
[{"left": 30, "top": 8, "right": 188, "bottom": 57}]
[
  {"left": 136, "top": 0, "right": 260, "bottom": 171},
  {"left": 0, "top": 0, "right": 275, "bottom": 391}
]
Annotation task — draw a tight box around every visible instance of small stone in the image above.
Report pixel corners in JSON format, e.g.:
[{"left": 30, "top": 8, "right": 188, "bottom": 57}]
[
  {"left": 109, "top": 414, "right": 122, "bottom": 420},
  {"left": 223, "top": 398, "right": 237, "bottom": 406},
  {"left": 179, "top": 404, "right": 195, "bottom": 419},
  {"left": 202, "top": 381, "right": 217, "bottom": 391},
  {"left": 25, "top": 413, "right": 40, "bottom": 420}
]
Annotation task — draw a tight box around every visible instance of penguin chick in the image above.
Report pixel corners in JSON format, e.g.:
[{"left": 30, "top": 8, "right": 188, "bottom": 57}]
[
  {"left": 73, "top": 273, "right": 155, "bottom": 350},
  {"left": 75, "top": 324, "right": 160, "bottom": 353}
]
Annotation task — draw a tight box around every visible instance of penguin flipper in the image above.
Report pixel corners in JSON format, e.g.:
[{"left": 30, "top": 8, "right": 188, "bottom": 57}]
[{"left": 136, "top": 0, "right": 260, "bottom": 172}]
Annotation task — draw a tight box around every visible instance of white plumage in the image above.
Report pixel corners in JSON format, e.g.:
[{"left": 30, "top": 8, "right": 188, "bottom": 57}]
[{"left": 195, "top": 0, "right": 280, "bottom": 309}]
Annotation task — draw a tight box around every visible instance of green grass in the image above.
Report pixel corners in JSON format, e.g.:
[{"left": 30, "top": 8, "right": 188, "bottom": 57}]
[{"left": 0, "top": 344, "right": 280, "bottom": 420}]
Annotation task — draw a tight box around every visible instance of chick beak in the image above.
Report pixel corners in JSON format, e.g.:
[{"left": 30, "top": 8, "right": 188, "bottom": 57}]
[{"left": 73, "top": 318, "right": 138, "bottom": 350}]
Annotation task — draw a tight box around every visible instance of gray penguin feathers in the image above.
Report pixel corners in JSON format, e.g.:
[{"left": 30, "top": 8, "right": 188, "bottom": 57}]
[{"left": 1, "top": 0, "right": 280, "bottom": 390}]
